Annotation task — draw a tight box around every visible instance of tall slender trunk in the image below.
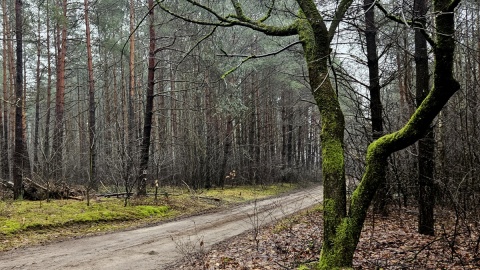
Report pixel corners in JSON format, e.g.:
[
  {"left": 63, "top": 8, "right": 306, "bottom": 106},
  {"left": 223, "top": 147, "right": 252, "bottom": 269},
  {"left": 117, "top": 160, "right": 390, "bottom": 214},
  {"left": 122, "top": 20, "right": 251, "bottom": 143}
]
[
  {"left": 52, "top": 0, "right": 67, "bottom": 180},
  {"left": 22, "top": 40, "right": 30, "bottom": 179},
  {"left": 204, "top": 70, "right": 213, "bottom": 189},
  {"left": 13, "top": 0, "right": 26, "bottom": 199},
  {"left": 137, "top": 0, "right": 155, "bottom": 196},
  {"left": 415, "top": 0, "right": 435, "bottom": 236},
  {"left": 364, "top": 0, "right": 387, "bottom": 215},
  {"left": 1, "top": 0, "right": 10, "bottom": 180},
  {"left": 6, "top": 1, "right": 15, "bottom": 180},
  {"left": 43, "top": 0, "right": 52, "bottom": 179},
  {"left": 33, "top": 4, "right": 42, "bottom": 174},
  {"left": 219, "top": 115, "right": 233, "bottom": 188},
  {"left": 84, "top": 0, "right": 96, "bottom": 191},
  {"left": 126, "top": 0, "right": 136, "bottom": 194}
]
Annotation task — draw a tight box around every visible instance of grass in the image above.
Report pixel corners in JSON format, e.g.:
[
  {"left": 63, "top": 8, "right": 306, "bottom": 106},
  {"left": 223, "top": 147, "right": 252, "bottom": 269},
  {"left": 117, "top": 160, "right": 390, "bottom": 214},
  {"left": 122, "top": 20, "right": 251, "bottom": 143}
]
[
  {"left": 0, "top": 183, "right": 300, "bottom": 251},
  {"left": 199, "top": 183, "right": 297, "bottom": 202}
]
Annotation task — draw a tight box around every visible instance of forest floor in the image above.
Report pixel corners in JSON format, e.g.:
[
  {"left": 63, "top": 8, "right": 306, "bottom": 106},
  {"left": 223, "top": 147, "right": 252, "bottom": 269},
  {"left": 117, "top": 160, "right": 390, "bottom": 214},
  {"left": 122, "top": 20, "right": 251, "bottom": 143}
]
[{"left": 174, "top": 204, "right": 480, "bottom": 269}]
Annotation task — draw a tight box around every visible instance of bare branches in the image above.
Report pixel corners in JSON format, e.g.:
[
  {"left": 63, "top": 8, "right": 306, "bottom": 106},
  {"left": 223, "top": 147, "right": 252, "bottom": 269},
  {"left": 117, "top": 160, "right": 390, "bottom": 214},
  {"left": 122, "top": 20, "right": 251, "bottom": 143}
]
[
  {"left": 258, "top": 0, "right": 276, "bottom": 23},
  {"left": 156, "top": 0, "right": 298, "bottom": 37},
  {"left": 218, "top": 41, "right": 302, "bottom": 79},
  {"left": 156, "top": 0, "right": 233, "bottom": 27},
  {"left": 376, "top": 2, "right": 436, "bottom": 48},
  {"left": 218, "top": 41, "right": 301, "bottom": 58},
  {"left": 177, "top": 26, "right": 217, "bottom": 65}
]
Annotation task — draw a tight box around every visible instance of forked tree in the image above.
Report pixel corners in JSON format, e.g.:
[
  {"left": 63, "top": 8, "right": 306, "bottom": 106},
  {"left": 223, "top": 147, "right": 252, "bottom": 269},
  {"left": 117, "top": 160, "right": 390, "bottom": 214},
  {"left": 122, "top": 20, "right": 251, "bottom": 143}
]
[{"left": 157, "top": 0, "right": 461, "bottom": 268}]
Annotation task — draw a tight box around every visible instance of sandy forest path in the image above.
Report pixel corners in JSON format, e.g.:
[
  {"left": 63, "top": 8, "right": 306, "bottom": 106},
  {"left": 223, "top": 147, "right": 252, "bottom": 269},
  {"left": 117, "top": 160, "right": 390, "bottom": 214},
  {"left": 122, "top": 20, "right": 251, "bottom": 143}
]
[{"left": 0, "top": 185, "right": 323, "bottom": 270}]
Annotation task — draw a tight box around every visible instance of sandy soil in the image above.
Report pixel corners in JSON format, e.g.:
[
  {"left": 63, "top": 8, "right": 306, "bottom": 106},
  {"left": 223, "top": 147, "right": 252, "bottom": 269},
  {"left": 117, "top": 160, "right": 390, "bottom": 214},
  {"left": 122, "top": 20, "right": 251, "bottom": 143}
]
[{"left": 0, "top": 185, "right": 323, "bottom": 270}]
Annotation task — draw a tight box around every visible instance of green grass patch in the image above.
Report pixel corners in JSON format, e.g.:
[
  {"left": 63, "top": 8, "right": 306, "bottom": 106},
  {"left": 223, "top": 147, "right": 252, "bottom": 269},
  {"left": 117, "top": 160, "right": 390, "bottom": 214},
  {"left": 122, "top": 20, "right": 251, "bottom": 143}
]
[
  {"left": 201, "top": 183, "right": 298, "bottom": 202},
  {"left": 0, "top": 183, "right": 300, "bottom": 251},
  {"left": 0, "top": 199, "right": 172, "bottom": 235}
]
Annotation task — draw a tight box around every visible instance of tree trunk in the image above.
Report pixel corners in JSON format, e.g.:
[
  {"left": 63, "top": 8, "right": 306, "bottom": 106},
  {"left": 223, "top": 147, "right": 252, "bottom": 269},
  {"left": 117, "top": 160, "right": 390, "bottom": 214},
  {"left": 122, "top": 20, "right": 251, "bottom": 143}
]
[
  {"left": 43, "top": 0, "right": 53, "bottom": 179},
  {"left": 137, "top": 0, "right": 155, "bottom": 196},
  {"left": 53, "top": 0, "right": 67, "bottom": 180},
  {"left": 126, "top": 0, "right": 136, "bottom": 196},
  {"left": 13, "top": 0, "right": 26, "bottom": 199},
  {"left": 415, "top": 0, "right": 435, "bottom": 236},
  {"left": 364, "top": 0, "right": 387, "bottom": 216},
  {"left": 84, "top": 0, "right": 97, "bottom": 191},
  {"left": 219, "top": 115, "right": 233, "bottom": 188},
  {"left": 204, "top": 70, "right": 213, "bottom": 189},
  {"left": 294, "top": 3, "right": 347, "bottom": 266},
  {"left": 1, "top": 0, "right": 9, "bottom": 181},
  {"left": 33, "top": 4, "right": 42, "bottom": 174}
]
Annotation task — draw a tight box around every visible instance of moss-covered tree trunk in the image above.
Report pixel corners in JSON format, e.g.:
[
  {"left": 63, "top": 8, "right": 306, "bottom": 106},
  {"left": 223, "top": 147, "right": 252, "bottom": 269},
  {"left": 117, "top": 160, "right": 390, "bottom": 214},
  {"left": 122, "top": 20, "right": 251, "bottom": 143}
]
[
  {"left": 316, "top": 0, "right": 460, "bottom": 268},
  {"left": 295, "top": 2, "right": 347, "bottom": 265}
]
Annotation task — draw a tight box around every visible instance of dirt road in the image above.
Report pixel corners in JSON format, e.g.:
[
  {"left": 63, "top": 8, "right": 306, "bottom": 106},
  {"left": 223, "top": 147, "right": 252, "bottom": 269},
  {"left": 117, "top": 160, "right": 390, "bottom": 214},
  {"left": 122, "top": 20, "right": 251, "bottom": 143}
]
[{"left": 0, "top": 185, "right": 323, "bottom": 270}]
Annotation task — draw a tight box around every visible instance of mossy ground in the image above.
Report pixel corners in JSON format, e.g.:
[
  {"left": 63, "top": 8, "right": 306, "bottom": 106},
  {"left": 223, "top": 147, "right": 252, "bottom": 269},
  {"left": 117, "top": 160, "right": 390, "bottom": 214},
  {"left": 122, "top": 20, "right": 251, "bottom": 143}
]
[{"left": 0, "top": 183, "right": 299, "bottom": 251}]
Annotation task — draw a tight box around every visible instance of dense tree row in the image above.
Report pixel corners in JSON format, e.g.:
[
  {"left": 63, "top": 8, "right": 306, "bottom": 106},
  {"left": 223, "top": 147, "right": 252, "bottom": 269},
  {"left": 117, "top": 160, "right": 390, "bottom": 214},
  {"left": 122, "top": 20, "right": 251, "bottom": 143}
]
[{"left": 0, "top": 0, "right": 322, "bottom": 194}]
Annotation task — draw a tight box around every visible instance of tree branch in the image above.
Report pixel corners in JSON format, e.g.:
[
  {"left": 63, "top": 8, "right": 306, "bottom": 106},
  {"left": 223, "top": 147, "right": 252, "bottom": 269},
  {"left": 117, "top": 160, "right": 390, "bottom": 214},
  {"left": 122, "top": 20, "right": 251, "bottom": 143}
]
[
  {"left": 448, "top": 0, "right": 461, "bottom": 12},
  {"left": 259, "top": 0, "right": 276, "bottom": 23},
  {"left": 376, "top": 2, "right": 436, "bottom": 48},
  {"left": 156, "top": 0, "right": 298, "bottom": 37},
  {"left": 217, "top": 41, "right": 301, "bottom": 58},
  {"left": 219, "top": 41, "right": 301, "bottom": 78},
  {"left": 328, "top": 0, "right": 354, "bottom": 43},
  {"left": 177, "top": 26, "right": 217, "bottom": 65}
]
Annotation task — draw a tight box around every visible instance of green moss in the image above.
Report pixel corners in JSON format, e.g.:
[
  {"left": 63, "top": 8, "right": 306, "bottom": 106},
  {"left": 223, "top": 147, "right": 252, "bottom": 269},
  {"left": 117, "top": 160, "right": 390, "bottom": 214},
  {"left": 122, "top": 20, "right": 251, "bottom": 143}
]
[
  {"left": 0, "top": 220, "right": 21, "bottom": 234},
  {"left": 322, "top": 138, "right": 344, "bottom": 175},
  {"left": 296, "top": 18, "right": 316, "bottom": 59},
  {"left": 135, "top": 205, "right": 169, "bottom": 217}
]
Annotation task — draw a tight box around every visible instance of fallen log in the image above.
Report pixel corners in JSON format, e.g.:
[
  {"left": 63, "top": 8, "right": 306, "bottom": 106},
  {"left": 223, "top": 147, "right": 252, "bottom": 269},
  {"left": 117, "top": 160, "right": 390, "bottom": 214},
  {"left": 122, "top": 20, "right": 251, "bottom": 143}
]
[
  {"left": 198, "top": 196, "right": 221, "bottom": 202},
  {"left": 2, "top": 178, "right": 86, "bottom": 201},
  {"left": 98, "top": 192, "right": 134, "bottom": 198}
]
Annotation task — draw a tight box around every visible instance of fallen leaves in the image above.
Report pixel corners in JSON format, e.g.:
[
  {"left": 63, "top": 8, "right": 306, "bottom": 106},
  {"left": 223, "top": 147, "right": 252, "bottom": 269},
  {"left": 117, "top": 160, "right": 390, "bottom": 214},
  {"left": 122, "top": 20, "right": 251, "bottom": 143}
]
[{"left": 174, "top": 206, "right": 480, "bottom": 269}]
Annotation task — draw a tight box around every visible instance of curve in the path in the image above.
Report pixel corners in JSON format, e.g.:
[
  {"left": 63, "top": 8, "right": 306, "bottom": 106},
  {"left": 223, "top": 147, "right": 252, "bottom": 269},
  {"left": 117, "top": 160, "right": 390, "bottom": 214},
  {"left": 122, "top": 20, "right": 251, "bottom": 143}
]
[{"left": 0, "top": 185, "right": 323, "bottom": 270}]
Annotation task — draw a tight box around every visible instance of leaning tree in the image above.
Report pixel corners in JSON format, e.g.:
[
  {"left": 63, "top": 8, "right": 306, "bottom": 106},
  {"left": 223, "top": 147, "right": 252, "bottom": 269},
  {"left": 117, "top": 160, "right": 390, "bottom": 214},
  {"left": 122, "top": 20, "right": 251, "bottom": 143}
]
[{"left": 156, "top": 0, "right": 461, "bottom": 268}]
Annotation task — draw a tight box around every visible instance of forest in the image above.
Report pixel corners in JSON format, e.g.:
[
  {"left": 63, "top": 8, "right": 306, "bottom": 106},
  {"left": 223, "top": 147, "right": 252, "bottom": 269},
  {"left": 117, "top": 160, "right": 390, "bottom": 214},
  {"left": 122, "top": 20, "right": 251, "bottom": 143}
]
[{"left": 0, "top": 0, "right": 479, "bottom": 268}]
